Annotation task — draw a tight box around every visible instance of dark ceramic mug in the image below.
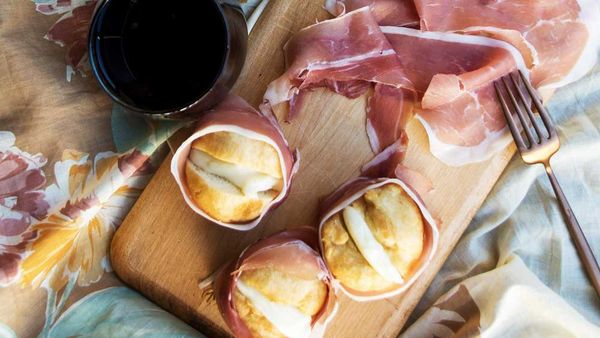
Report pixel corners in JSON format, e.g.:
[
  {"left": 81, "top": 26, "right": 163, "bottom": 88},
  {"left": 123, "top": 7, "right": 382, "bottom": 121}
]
[{"left": 88, "top": 0, "right": 248, "bottom": 119}]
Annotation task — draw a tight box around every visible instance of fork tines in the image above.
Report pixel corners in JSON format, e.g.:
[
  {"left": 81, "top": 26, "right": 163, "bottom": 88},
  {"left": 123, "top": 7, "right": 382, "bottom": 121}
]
[{"left": 494, "top": 70, "right": 558, "bottom": 153}]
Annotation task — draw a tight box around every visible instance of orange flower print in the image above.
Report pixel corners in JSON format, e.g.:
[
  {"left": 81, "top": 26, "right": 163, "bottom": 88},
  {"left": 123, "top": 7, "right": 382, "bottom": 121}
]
[{"left": 19, "top": 149, "right": 150, "bottom": 291}]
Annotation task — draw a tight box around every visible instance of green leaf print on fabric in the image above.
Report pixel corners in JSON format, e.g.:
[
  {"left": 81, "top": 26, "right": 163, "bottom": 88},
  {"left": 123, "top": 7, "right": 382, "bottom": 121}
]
[
  {"left": 111, "top": 106, "right": 186, "bottom": 154},
  {"left": 48, "top": 287, "right": 204, "bottom": 338}
]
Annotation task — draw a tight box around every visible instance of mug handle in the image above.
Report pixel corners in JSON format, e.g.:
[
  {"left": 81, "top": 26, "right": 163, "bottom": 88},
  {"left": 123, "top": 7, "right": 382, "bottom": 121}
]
[
  {"left": 218, "top": 0, "right": 270, "bottom": 34},
  {"left": 246, "top": 0, "right": 270, "bottom": 33}
]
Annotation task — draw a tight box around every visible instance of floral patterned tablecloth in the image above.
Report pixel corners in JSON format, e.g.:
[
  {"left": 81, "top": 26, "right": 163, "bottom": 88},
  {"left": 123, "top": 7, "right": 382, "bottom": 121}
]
[
  {"left": 2, "top": 1, "right": 600, "bottom": 338},
  {"left": 1, "top": 1, "right": 198, "bottom": 336}
]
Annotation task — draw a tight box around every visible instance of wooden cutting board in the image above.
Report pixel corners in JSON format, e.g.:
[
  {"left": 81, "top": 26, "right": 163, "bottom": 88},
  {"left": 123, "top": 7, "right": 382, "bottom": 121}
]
[{"left": 111, "top": 1, "right": 515, "bottom": 337}]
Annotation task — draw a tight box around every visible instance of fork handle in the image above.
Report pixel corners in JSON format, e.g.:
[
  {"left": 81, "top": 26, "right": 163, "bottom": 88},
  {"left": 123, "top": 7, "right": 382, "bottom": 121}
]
[{"left": 545, "top": 162, "right": 600, "bottom": 298}]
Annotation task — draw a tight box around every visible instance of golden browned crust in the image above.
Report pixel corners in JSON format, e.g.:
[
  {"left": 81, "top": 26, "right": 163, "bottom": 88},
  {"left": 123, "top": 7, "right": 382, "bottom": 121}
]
[
  {"left": 233, "top": 289, "right": 285, "bottom": 338},
  {"left": 185, "top": 161, "right": 277, "bottom": 223},
  {"left": 185, "top": 131, "right": 284, "bottom": 223},
  {"left": 322, "top": 183, "right": 424, "bottom": 292},
  {"left": 232, "top": 267, "right": 327, "bottom": 338},
  {"left": 192, "top": 131, "right": 282, "bottom": 178},
  {"left": 322, "top": 212, "right": 393, "bottom": 292}
]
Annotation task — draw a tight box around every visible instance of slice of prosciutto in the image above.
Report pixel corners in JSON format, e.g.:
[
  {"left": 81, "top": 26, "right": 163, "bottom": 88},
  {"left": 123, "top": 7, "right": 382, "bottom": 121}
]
[
  {"left": 214, "top": 227, "right": 338, "bottom": 338},
  {"left": 324, "top": 0, "right": 419, "bottom": 27},
  {"left": 261, "top": 7, "right": 411, "bottom": 121},
  {"left": 381, "top": 26, "right": 529, "bottom": 166},
  {"left": 366, "top": 83, "right": 416, "bottom": 153},
  {"left": 171, "top": 94, "right": 299, "bottom": 231},
  {"left": 361, "top": 138, "right": 433, "bottom": 197},
  {"left": 414, "top": 0, "right": 600, "bottom": 89},
  {"left": 262, "top": 7, "right": 415, "bottom": 155}
]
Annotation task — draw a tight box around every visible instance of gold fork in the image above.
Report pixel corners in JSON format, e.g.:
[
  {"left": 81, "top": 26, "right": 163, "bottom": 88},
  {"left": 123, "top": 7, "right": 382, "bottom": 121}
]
[{"left": 494, "top": 70, "right": 600, "bottom": 298}]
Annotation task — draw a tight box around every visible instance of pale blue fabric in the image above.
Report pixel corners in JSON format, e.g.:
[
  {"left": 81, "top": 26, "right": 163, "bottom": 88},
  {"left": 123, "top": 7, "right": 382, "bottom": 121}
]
[{"left": 48, "top": 287, "right": 204, "bottom": 338}]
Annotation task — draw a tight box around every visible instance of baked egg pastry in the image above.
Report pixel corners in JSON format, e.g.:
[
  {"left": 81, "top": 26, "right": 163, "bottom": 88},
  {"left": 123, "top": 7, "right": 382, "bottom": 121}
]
[
  {"left": 171, "top": 94, "right": 298, "bottom": 230},
  {"left": 185, "top": 131, "right": 283, "bottom": 223},
  {"left": 214, "top": 227, "right": 338, "bottom": 338},
  {"left": 319, "top": 177, "right": 439, "bottom": 300}
]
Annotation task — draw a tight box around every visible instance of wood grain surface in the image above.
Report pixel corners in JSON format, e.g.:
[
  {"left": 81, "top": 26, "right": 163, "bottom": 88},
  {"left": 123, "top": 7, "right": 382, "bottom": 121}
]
[{"left": 110, "top": 1, "right": 516, "bottom": 337}]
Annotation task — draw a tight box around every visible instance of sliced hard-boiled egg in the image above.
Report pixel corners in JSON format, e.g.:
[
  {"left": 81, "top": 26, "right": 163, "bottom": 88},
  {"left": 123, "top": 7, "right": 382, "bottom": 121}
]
[
  {"left": 189, "top": 149, "right": 280, "bottom": 197},
  {"left": 236, "top": 280, "right": 312, "bottom": 338},
  {"left": 342, "top": 206, "right": 404, "bottom": 284}
]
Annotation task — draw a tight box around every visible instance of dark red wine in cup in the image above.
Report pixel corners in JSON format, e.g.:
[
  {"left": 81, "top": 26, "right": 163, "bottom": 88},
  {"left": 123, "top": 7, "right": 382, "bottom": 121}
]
[{"left": 90, "top": 0, "right": 228, "bottom": 113}]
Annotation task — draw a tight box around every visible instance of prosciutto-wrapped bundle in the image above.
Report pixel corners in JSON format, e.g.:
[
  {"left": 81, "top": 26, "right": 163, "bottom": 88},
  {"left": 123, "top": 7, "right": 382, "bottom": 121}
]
[
  {"left": 214, "top": 227, "right": 338, "bottom": 338},
  {"left": 171, "top": 94, "right": 299, "bottom": 231},
  {"left": 324, "top": 0, "right": 419, "bottom": 27},
  {"left": 318, "top": 150, "right": 439, "bottom": 301}
]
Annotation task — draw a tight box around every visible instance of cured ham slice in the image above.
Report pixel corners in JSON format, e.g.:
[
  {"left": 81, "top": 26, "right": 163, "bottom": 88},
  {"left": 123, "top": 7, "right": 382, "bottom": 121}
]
[
  {"left": 318, "top": 155, "right": 438, "bottom": 300},
  {"left": 366, "top": 83, "right": 416, "bottom": 153},
  {"left": 262, "top": 7, "right": 414, "bottom": 155},
  {"left": 381, "top": 27, "right": 528, "bottom": 166},
  {"left": 361, "top": 138, "right": 433, "bottom": 196},
  {"left": 261, "top": 7, "right": 411, "bottom": 121},
  {"left": 324, "top": 0, "right": 419, "bottom": 27},
  {"left": 214, "top": 227, "right": 338, "bottom": 338},
  {"left": 414, "top": 0, "right": 600, "bottom": 89},
  {"left": 171, "top": 94, "right": 299, "bottom": 231}
]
